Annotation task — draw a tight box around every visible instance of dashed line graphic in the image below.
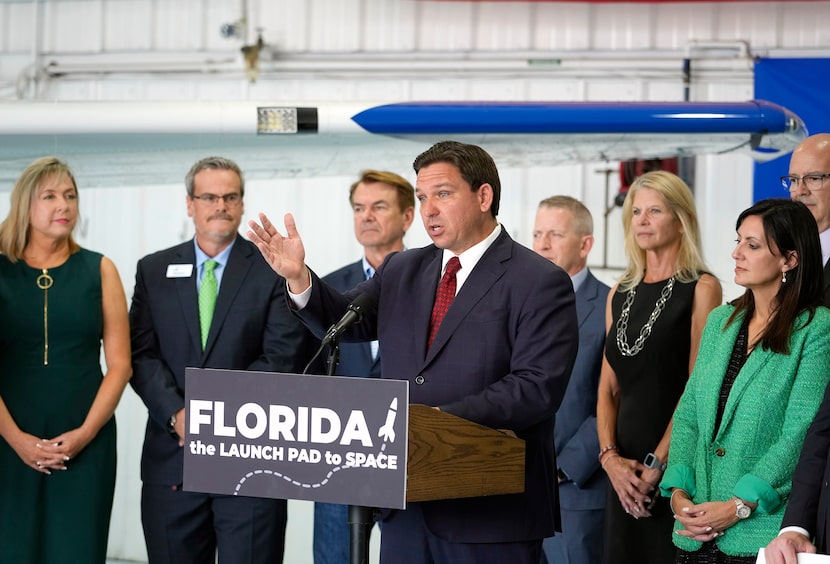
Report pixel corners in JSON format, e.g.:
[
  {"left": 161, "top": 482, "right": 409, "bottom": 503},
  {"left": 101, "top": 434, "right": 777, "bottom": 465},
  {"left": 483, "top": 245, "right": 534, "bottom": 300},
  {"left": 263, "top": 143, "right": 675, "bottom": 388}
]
[
  {"left": 233, "top": 442, "right": 389, "bottom": 495},
  {"left": 234, "top": 398, "right": 399, "bottom": 495}
]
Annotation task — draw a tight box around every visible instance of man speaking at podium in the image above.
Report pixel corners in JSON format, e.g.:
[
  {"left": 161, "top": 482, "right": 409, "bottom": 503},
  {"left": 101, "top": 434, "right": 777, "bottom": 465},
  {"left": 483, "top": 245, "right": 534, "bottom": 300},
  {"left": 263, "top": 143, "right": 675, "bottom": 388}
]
[{"left": 249, "top": 141, "right": 578, "bottom": 564}]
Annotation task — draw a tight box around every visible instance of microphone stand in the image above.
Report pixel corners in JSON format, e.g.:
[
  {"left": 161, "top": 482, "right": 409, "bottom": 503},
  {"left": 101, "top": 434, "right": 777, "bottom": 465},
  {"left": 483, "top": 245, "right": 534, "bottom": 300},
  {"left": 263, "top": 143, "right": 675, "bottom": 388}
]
[{"left": 324, "top": 333, "right": 375, "bottom": 564}]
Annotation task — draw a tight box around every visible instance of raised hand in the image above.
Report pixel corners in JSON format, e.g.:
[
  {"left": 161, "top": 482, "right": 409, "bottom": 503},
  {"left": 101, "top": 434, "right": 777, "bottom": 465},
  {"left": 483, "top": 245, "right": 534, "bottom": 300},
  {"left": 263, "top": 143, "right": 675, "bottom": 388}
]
[{"left": 247, "top": 212, "right": 310, "bottom": 292}]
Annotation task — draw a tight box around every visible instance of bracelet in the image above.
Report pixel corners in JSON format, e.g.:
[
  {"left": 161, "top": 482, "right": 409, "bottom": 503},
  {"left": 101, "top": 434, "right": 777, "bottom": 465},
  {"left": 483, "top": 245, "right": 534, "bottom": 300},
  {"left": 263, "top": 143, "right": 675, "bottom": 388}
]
[
  {"left": 600, "top": 452, "right": 620, "bottom": 469},
  {"left": 669, "top": 489, "right": 688, "bottom": 514},
  {"left": 598, "top": 444, "right": 618, "bottom": 462}
]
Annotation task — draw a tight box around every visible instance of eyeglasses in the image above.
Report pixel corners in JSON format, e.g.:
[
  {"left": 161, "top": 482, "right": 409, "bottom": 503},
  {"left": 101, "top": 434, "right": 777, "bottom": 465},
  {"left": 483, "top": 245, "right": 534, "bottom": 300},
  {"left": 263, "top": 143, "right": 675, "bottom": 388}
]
[
  {"left": 780, "top": 173, "right": 830, "bottom": 192},
  {"left": 190, "top": 193, "right": 242, "bottom": 206}
]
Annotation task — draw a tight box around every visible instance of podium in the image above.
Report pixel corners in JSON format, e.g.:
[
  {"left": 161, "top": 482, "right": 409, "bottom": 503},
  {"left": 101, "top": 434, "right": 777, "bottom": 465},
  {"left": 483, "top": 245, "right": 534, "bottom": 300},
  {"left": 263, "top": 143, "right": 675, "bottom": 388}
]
[
  {"left": 405, "top": 404, "right": 525, "bottom": 502},
  {"left": 182, "top": 368, "right": 527, "bottom": 564},
  {"left": 348, "top": 403, "right": 525, "bottom": 564}
]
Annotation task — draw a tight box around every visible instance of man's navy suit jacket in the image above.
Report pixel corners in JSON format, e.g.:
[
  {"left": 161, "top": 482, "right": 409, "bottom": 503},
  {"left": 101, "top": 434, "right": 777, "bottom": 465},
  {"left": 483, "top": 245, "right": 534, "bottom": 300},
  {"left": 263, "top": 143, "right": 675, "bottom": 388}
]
[
  {"left": 129, "top": 235, "right": 315, "bottom": 486},
  {"left": 555, "top": 269, "right": 610, "bottom": 511},
  {"left": 322, "top": 260, "right": 381, "bottom": 379},
  {"left": 782, "top": 380, "right": 830, "bottom": 553},
  {"left": 297, "top": 228, "right": 578, "bottom": 543}
]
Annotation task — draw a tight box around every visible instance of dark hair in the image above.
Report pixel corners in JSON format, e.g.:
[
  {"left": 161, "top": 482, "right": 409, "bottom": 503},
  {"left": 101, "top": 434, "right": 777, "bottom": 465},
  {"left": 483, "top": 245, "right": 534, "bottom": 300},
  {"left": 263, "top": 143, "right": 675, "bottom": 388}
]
[
  {"left": 412, "top": 140, "right": 501, "bottom": 217},
  {"left": 727, "top": 198, "right": 823, "bottom": 354},
  {"left": 185, "top": 156, "right": 245, "bottom": 197},
  {"left": 349, "top": 169, "right": 415, "bottom": 213}
]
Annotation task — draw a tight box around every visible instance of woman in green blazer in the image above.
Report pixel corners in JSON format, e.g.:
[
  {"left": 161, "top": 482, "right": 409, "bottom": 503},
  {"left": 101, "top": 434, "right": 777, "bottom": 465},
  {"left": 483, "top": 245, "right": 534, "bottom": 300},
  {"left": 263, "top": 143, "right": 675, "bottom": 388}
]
[{"left": 660, "top": 199, "right": 830, "bottom": 563}]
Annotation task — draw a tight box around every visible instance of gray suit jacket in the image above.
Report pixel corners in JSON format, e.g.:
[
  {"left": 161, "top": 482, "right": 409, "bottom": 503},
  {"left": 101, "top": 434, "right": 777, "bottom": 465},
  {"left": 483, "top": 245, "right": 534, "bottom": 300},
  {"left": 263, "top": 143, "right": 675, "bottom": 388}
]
[{"left": 555, "top": 269, "right": 610, "bottom": 510}]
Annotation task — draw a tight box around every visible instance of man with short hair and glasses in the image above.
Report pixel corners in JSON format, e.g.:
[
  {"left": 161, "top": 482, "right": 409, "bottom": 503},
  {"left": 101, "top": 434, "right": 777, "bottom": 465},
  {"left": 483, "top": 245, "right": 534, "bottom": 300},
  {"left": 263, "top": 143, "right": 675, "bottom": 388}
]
[
  {"left": 764, "top": 133, "right": 830, "bottom": 564},
  {"left": 129, "top": 156, "right": 318, "bottom": 564},
  {"left": 785, "top": 133, "right": 830, "bottom": 306}
]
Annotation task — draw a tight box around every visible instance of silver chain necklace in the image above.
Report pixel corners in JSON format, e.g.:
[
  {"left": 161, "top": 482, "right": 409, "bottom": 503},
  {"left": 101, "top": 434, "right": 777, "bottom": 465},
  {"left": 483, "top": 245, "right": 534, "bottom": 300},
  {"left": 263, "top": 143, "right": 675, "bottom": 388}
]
[{"left": 616, "top": 277, "right": 675, "bottom": 357}]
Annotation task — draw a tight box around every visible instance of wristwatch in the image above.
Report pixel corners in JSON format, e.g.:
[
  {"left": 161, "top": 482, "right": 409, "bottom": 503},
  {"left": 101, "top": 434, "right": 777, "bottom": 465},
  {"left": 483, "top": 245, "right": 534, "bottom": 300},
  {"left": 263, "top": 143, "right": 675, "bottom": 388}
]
[
  {"left": 732, "top": 497, "right": 751, "bottom": 519},
  {"left": 643, "top": 452, "right": 667, "bottom": 472}
]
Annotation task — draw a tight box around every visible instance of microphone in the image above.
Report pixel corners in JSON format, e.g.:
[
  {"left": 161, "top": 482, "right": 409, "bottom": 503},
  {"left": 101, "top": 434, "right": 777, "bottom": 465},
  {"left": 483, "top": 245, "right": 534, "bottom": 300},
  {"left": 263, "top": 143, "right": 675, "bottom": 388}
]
[{"left": 321, "top": 293, "right": 376, "bottom": 347}]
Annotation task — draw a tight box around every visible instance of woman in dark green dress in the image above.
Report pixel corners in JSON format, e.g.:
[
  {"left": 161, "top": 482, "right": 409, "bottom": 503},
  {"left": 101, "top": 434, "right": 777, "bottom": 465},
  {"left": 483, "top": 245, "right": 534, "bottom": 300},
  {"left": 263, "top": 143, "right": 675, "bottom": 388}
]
[{"left": 0, "top": 157, "right": 131, "bottom": 564}]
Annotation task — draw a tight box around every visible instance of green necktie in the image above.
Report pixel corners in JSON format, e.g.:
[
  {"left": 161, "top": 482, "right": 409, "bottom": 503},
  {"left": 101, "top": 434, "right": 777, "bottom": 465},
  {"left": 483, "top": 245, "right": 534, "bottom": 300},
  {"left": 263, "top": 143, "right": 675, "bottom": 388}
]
[{"left": 199, "top": 259, "right": 218, "bottom": 350}]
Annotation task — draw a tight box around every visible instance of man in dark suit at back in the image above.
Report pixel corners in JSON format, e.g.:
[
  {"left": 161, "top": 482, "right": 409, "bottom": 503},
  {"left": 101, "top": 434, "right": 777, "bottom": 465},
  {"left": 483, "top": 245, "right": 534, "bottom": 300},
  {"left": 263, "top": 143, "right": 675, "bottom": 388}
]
[
  {"left": 129, "top": 156, "right": 316, "bottom": 564},
  {"left": 313, "top": 169, "right": 414, "bottom": 564},
  {"left": 532, "top": 196, "right": 610, "bottom": 564},
  {"left": 248, "top": 140, "right": 579, "bottom": 564},
  {"left": 787, "top": 133, "right": 830, "bottom": 306},
  {"left": 762, "top": 134, "right": 830, "bottom": 564},
  {"left": 763, "top": 380, "right": 830, "bottom": 563}
]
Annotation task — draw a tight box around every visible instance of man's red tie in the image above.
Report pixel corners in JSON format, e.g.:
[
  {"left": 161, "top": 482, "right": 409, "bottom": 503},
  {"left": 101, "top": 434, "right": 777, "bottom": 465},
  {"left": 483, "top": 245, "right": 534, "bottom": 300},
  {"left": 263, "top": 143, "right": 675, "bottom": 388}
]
[{"left": 428, "top": 256, "right": 462, "bottom": 348}]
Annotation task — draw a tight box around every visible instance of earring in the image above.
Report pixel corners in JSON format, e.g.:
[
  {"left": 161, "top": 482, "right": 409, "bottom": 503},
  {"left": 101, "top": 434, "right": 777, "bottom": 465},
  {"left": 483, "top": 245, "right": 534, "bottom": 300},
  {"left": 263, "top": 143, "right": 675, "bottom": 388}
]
[{"left": 782, "top": 271, "right": 787, "bottom": 284}]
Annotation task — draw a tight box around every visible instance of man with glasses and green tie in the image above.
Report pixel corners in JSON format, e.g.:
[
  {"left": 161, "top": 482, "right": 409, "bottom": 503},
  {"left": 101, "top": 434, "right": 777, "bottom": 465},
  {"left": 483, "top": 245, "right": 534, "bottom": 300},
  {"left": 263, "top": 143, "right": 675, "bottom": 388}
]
[
  {"left": 129, "top": 156, "right": 317, "bottom": 564},
  {"left": 783, "top": 133, "right": 830, "bottom": 306}
]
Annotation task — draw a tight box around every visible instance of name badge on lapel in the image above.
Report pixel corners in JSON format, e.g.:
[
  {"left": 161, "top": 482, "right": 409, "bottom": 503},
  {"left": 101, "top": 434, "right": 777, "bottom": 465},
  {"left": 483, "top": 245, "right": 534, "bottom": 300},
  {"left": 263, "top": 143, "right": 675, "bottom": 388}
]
[{"left": 166, "top": 264, "right": 194, "bottom": 278}]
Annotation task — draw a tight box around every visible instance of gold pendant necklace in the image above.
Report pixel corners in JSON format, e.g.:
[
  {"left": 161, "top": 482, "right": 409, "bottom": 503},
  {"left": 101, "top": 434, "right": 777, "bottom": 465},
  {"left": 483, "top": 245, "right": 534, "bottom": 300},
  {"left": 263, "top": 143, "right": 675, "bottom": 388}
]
[{"left": 36, "top": 269, "right": 53, "bottom": 365}]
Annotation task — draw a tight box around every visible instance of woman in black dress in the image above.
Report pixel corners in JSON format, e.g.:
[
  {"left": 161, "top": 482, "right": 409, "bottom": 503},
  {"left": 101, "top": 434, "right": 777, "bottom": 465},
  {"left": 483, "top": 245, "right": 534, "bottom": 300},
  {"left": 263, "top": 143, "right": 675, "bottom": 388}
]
[{"left": 597, "top": 170, "right": 722, "bottom": 564}]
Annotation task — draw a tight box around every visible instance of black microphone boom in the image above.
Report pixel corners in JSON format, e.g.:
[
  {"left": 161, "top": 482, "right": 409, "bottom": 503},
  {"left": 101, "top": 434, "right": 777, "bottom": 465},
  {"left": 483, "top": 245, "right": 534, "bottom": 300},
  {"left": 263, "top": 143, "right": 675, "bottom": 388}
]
[{"left": 321, "top": 293, "right": 375, "bottom": 347}]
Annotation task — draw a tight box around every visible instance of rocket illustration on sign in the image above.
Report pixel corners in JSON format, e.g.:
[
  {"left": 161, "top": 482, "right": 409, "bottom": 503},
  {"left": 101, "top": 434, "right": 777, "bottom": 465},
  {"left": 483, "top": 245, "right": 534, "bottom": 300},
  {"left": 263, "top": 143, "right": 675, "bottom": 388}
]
[{"left": 378, "top": 397, "right": 398, "bottom": 444}]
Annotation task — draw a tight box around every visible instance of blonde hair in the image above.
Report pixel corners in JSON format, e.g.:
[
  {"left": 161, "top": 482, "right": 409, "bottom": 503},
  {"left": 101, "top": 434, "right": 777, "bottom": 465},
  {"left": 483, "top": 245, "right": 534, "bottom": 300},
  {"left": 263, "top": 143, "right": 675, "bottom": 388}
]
[
  {"left": 0, "top": 156, "right": 80, "bottom": 262},
  {"left": 618, "top": 170, "right": 707, "bottom": 291}
]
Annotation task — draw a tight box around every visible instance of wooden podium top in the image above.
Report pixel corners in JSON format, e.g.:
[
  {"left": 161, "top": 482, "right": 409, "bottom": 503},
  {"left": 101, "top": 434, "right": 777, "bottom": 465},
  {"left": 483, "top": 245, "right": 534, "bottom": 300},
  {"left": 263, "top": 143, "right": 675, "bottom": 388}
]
[{"left": 405, "top": 404, "right": 526, "bottom": 503}]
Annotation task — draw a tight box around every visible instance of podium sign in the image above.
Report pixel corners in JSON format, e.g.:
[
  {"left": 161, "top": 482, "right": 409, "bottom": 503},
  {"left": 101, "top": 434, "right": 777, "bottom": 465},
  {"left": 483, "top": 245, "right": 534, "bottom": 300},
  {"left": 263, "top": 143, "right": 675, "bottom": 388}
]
[{"left": 183, "top": 368, "right": 409, "bottom": 509}]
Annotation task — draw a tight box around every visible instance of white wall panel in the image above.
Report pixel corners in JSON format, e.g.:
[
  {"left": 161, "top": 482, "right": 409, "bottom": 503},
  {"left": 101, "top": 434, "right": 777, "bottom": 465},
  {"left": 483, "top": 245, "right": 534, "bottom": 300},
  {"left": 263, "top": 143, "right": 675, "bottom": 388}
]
[
  {"left": 653, "top": 3, "right": 716, "bottom": 49},
  {"left": 157, "top": 79, "right": 209, "bottom": 99},
  {"left": 153, "top": 0, "right": 205, "bottom": 51},
  {"left": 779, "top": 2, "right": 830, "bottom": 48},
  {"left": 585, "top": 79, "right": 644, "bottom": 100},
  {"left": 526, "top": 78, "right": 585, "bottom": 101},
  {"left": 197, "top": 79, "right": 250, "bottom": 99},
  {"left": 416, "top": 1, "right": 474, "bottom": 51},
  {"left": 4, "top": 2, "right": 35, "bottom": 52},
  {"left": 713, "top": 2, "right": 781, "bottom": 48},
  {"left": 362, "top": 0, "right": 418, "bottom": 52},
  {"left": 464, "top": 77, "right": 527, "bottom": 99},
  {"left": 592, "top": 3, "right": 655, "bottom": 50},
  {"left": 532, "top": 3, "right": 592, "bottom": 50},
  {"left": 245, "top": 77, "right": 304, "bottom": 100},
  {"left": 350, "top": 78, "right": 411, "bottom": 102},
  {"left": 97, "top": 79, "right": 147, "bottom": 100},
  {"left": 103, "top": 0, "right": 152, "bottom": 51},
  {"left": 308, "top": 0, "right": 363, "bottom": 52},
  {"left": 695, "top": 152, "right": 754, "bottom": 303},
  {"left": 46, "top": 0, "right": 103, "bottom": 53},
  {"left": 409, "top": 77, "right": 467, "bottom": 100},
  {"left": 644, "top": 79, "right": 685, "bottom": 101},
  {"left": 474, "top": 2, "right": 533, "bottom": 51}
]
